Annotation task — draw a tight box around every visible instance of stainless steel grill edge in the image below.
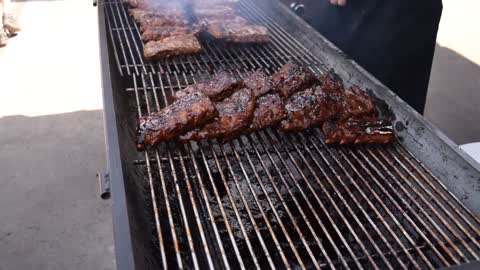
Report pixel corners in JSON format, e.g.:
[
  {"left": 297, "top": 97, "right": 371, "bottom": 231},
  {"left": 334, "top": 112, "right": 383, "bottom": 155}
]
[{"left": 97, "top": 0, "right": 480, "bottom": 269}]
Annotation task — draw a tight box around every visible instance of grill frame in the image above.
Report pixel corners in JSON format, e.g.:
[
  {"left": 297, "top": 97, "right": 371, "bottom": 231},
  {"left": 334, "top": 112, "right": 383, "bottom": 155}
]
[{"left": 97, "top": 0, "right": 480, "bottom": 269}]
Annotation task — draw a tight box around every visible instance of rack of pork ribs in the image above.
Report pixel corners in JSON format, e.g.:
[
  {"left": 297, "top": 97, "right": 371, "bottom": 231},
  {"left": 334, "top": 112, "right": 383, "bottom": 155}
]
[
  {"left": 135, "top": 62, "right": 395, "bottom": 151},
  {"left": 127, "top": 0, "right": 270, "bottom": 59}
]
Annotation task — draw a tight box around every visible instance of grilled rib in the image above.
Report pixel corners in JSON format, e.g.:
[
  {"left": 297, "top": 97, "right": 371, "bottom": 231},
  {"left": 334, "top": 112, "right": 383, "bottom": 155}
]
[
  {"left": 250, "top": 94, "right": 286, "bottom": 131},
  {"left": 205, "top": 23, "right": 270, "bottom": 43},
  {"left": 174, "top": 71, "right": 244, "bottom": 102},
  {"left": 322, "top": 117, "right": 394, "bottom": 144},
  {"left": 244, "top": 70, "right": 275, "bottom": 97},
  {"left": 280, "top": 87, "right": 323, "bottom": 131},
  {"left": 143, "top": 35, "right": 202, "bottom": 59},
  {"left": 141, "top": 25, "right": 202, "bottom": 42},
  {"left": 272, "top": 62, "right": 319, "bottom": 98},
  {"left": 341, "top": 85, "right": 377, "bottom": 119},
  {"left": 136, "top": 92, "right": 218, "bottom": 151},
  {"left": 179, "top": 88, "right": 255, "bottom": 142}
]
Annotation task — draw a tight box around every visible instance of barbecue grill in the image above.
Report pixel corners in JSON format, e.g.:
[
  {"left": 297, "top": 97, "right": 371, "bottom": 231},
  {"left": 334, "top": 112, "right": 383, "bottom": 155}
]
[{"left": 96, "top": 0, "right": 480, "bottom": 269}]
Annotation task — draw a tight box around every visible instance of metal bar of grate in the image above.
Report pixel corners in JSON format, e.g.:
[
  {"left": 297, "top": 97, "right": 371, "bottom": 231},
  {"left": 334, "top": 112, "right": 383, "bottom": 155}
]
[{"left": 104, "top": 0, "right": 480, "bottom": 268}]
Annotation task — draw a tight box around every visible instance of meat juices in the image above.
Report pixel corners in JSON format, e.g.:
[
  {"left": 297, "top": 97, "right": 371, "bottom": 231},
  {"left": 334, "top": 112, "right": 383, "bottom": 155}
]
[
  {"left": 136, "top": 92, "right": 218, "bottom": 151},
  {"left": 322, "top": 117, "right": 395, "bottom": 145},
  {"left": 272, "top": 62, "right": 319, "bottom": 98},
  {"left": 179, "top": 88, "right": 256, "bottom": 142},
  {"left": 174, "top": 71, "right": 244, "bottom": 102}
]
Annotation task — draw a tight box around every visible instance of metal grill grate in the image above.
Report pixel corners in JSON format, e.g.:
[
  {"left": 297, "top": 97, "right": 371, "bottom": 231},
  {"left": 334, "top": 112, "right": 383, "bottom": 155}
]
[
  {"left": 104, "top": 0, "right": 480, "bottom": 269},
  {"left": 104, "top": 0, "right": 322, "bottom": 76}
]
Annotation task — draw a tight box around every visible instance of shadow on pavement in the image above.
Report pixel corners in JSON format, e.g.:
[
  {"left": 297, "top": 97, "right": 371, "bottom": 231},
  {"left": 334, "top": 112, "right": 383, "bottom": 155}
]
[{"left": 0, "top": 110, "right": 115, "bottom": 270}]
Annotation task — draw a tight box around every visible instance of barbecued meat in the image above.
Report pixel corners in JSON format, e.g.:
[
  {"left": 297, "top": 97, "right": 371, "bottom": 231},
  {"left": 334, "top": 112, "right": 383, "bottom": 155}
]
[
  {"left": 138, "top": 17, "right": 190, "bottom": 32},
  {"left": 341, "top": 85, "right": 377, "bottom": 119},
  {"left": 174, "top": 71, "right": 244, "bottom": 101},
  {"left": 320, "top": 72, "right": 344, "bottom": 94},
  {"left": 143, "top": 35, "right": 202, "bottom": 59},
  {"left": 322, "top": 117, "right": 394, "bottom": 145},
  {"left": 243, "top": 70, "right": 275, "bottom": 97},
  {"left": 280, "top": 86, "right": 341, "bottom": 131},
  {"left": 250, "top": 94, "right": 286, "bottom": 131},
  {"left": 272, "top": 62, "right": 319, "bottom": 98},
  {"left": 205, "top": 23, "right": 270, "bottom": 43},
  {"left": 141, "top": 25, "right": 202, "bottom": 42},
  {"left": 136, "top": 92, "right": 218, "bottom": 151},
  {"left": 179, "top": 88, "right": 255, "bottom": 142},
  {"left": 129, "top": 9, "right": 185, "bottom": 23}
]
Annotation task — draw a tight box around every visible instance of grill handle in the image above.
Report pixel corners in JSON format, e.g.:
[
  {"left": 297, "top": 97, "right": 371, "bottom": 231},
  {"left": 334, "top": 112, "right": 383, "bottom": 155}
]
[
  {"left": 290, "top": 2, "right": 305, "bottom": 16},
  {"left": 97, "top": 171, "right": 111, "bottom": 200}
]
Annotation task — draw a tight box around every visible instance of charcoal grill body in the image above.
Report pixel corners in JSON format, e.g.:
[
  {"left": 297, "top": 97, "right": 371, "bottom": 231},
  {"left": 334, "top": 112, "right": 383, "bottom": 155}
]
[{"left": 97, "top": 0, "right": 480, "bottom": 269}]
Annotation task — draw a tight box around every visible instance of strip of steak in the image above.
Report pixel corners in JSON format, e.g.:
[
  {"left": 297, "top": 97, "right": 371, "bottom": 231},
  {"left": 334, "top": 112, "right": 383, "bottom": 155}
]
[
  {"left": 179, "top": 88, "right": 255, "bottom": 142},
  {"left": 174, "top": 71, "right": 244, "bottom": 101},
  {"left": 141, "top": 25, "right": 202, "bottom": 42},
  {"left": 280, "top": 86, "right": 341, "bottom": 131},
  {"left": 341, "top": 85, "right": 377, "bottom": 119},
  {"left": 139, "top": 17, "right": 190, "bottom": 32},
  {"left": 136, "top": 92, "right": 218, "bottom": 151},
  {"left": 243, "top": 70, "right": 275, "bottom": 97},
  {"left": 143, "top": 35, "right": 202, "bottom": 59},
  {"left": 250, "top": 94, "right": 286, "bottom": 131},
  {"left": 205, "top": 23, "right": 269, "bottom": 43},
  {"left": 322, "top": 117, "right": 394, "bottom": 145},
  {"left": 272, "top": 62, "right": 319, "bottom": 98}
]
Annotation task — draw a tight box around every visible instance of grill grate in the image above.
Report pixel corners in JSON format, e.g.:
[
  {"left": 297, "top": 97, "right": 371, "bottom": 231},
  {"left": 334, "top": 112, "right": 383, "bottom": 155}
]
[{"left": 104, "top": 0, "right": 480, "bottom": 269}]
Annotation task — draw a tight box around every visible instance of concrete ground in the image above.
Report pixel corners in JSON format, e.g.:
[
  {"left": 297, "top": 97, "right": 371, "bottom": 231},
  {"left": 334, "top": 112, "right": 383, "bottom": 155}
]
[{"left": 0, "top": 0, "right": 478, "bottom": 269}]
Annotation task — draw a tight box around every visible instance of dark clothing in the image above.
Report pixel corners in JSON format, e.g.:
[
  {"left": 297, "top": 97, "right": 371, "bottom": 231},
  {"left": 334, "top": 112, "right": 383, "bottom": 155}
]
[{"left": 309, "top": 0, "right": 442, "bottom": 113}]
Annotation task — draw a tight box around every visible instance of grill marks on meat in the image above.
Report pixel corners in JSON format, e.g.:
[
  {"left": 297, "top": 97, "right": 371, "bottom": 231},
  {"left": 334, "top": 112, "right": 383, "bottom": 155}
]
[
  {"left": 143, "top": 35, "right": 202, "bottom": 59},
  {"left": 179, "top": 88, "right": 255, "bottom": 142},
  {"left": 272, "top": 62, "right": 319, "bottom": 98},
  {"left": 136, "top": 92, "right": 217, "bottom": 150},
  {"left": 250, "top": 94, "right": 286, "bottom": 131},
  {"left": 174, "top": 71, "right": 244, "bottom": 101},
  {"left": 322, "top": 117, "right": 394, "bottom": 145}
]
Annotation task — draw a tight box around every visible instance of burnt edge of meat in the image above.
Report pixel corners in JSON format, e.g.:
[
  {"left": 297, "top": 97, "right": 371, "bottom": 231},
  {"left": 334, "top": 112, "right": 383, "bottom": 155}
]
[
  {"left": 272, "top": 62, "right": 319, "bottom": 98},
  {"left": 322, "top": 117, "right": 395, "bottom": 145},
  {"left": 136, "top": 92, "right": 218, "bottom": 151}
]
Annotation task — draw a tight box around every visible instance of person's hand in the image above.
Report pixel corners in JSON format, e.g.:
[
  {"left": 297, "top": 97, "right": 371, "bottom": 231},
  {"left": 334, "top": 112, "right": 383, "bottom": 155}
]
[{"left": 329, "top": 0, "right": 347, "bottom": 6}]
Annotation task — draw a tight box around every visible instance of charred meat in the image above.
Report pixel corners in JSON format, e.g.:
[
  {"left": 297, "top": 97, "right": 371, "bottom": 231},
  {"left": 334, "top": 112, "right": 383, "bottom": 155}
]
[
  {"left": 174, "top": 71, "right": 244, "bottom": 101},
  {"left": 322, "top": 117, "right": 394, "bottom": 145},
  {"left": 205, "top": 23, "right": 270, "bottom": 43},
  {"left": 250, "top": 94, "right": 286, "bottom": 131},
  {"left": 179, "top": 88, "right": 255, "bottom": 142},
  {"left": 243, "top": 70, "right": 275, "bottom": 97},
  {"left": 341, "top": 85, "right": 377, "bottom": 119},
  {"left": 272, "top": 62, "right": 319, "bottom": 98},
  {"left": 136, "top": 92, "right": 218, "bottom": 151},
  {"left": 280, "top": 87, "right": 324, "bottom": 131},
  {"left": 143, "top": 35, "right": 202, "bottom": 59}
]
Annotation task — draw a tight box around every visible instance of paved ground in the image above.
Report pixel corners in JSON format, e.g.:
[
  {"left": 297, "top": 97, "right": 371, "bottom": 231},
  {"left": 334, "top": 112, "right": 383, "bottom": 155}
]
[{"left": 0, "top": 0, "right": 478, "bottom": 270}]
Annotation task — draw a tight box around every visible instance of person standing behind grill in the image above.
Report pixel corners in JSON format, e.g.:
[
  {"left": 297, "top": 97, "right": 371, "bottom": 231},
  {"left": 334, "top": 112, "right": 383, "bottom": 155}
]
[
  {"left": 309, "top": 0, "right": 442, "bottom": 114},
  {"left": 0, "top": 0, "right": 21, "bottom": 47}
]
